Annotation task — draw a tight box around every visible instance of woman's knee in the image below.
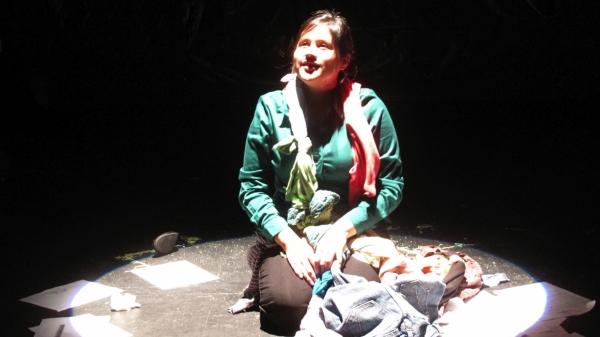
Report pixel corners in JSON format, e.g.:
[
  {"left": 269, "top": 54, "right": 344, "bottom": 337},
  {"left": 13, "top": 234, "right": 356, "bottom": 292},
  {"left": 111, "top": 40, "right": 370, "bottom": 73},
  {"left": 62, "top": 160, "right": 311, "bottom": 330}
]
[
  {"left": 259, "top": 256, "right": 312, "bottom": 330},
  {"left": 259, "top": 256, "right": 312, "bottom": 309}
]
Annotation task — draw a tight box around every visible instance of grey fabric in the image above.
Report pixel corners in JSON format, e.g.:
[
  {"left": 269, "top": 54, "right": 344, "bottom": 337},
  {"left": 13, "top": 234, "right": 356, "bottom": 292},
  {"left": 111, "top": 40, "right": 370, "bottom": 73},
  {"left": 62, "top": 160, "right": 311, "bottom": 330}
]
[{"left": 321, "top": 268, "right": 445, "bottom": 337}]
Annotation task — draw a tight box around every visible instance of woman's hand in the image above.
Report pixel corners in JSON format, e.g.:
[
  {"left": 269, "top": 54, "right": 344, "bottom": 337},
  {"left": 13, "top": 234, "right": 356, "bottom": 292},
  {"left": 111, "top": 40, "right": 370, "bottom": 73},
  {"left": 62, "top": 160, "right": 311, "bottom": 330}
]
[
  {"left": 314, "top": 218, "right": 357, "bottom": 276},
  {"left": 285, "top": 239, "right": 318, "bottom": 286},
  {"left": 275, "top": 227, "right": 317, "bottom": 286}
]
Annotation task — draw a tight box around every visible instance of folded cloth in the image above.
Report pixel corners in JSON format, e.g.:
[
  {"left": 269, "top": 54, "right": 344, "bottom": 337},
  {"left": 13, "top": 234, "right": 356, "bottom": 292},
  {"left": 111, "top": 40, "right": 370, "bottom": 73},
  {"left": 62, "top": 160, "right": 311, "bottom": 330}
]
[
  {"left": 110, "top": 293, "right": 140, "bottom": 311},
  {"left": 288, "top": 190, "right": 340, "bottom": 229},
  {"left": 295, "top": 296, "right": 343, "bottom": 337},
  {"left": 312, "top": 270, "right": 334, "bottom": 297},
  {"left": 275, "top": 74, "right": 318, "bottom": 211}
]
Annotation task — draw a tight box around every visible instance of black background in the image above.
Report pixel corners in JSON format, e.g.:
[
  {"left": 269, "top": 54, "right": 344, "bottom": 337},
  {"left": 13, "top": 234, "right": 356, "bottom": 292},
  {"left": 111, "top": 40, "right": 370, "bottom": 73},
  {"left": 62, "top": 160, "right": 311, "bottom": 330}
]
[{"left": 1, "top": 1, "right": 599, "bottom": 335}]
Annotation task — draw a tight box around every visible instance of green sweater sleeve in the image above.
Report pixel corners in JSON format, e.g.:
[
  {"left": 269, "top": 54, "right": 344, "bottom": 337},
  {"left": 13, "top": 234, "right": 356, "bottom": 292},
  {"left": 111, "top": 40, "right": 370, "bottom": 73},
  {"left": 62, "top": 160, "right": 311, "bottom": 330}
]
[
  {"left": 340, "top": 89, "right": 404, "bottom": 234},
  {"left": 238, "top": 93, "right": 289, "bottom": 241}
]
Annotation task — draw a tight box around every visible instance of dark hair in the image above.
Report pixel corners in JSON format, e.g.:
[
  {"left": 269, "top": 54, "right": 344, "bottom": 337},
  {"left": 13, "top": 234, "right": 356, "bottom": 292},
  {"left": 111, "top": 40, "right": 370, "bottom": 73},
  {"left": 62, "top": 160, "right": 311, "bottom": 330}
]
[{"left": 292, "top": 9, "right": 357, "bottom": 81}]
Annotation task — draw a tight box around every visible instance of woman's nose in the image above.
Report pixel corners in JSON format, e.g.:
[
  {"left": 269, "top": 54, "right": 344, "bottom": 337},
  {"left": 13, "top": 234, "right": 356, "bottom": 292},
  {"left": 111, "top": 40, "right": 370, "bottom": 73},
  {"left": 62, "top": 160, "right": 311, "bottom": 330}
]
[
  {"left": 304, "top": 53, "right": 317, "bottom": 61},
  {"left": 303, "top": 44, "right": 318, "bottom": 57}
]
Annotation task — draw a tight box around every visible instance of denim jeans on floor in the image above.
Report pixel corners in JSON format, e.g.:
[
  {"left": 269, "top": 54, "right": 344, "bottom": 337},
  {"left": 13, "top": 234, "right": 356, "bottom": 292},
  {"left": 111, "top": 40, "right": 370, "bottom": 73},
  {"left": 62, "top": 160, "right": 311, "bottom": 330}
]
[{"left": 321, "top": 268, "right": 445, "bottom": 337}]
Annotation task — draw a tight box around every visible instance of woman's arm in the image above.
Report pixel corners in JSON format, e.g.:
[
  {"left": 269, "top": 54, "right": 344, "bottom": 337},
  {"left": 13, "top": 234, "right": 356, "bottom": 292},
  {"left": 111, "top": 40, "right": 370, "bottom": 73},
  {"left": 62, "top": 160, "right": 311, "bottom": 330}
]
[
  {"left": 239, "top": 94, "right": 317, "bottom": 284},
  {"left": 238, "top": 95, "right": 289, "bottom": 241},
  {"left": 341, "top": 89, "right": 404, "bottom": 234}
]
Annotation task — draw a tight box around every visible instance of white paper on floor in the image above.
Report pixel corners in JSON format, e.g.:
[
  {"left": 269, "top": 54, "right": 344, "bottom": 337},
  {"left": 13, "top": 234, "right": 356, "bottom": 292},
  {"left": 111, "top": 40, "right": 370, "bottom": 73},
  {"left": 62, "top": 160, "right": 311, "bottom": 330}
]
[
  {"left": 30, "top": 313, "right": 132, "bottom": 337},
  {"left": 19, "top": 280, "right": 123, "bottom": 311},
  {"left": 130, "top": 260, "right": 219, "bottom": 290},
  {"left": 440, "top": 282, "right": 595, "bottom": 337}
]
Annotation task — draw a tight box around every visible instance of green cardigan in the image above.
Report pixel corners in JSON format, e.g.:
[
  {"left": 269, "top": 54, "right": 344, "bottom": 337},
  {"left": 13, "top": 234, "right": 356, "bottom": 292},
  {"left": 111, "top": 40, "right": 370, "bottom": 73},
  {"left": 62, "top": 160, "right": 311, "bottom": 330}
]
[{"left": 239, "top": 88, "right": 404, "bottom": 241}]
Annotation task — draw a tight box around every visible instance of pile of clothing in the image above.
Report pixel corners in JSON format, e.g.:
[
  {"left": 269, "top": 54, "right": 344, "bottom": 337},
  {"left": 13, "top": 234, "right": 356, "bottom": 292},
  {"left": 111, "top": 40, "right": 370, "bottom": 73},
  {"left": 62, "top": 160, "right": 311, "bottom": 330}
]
[
  {"left": 229, "top": 191, "right": 484, "bottom": 336},
  {"left": 293, "top": 236, "right": 483, "bottom": 337}
]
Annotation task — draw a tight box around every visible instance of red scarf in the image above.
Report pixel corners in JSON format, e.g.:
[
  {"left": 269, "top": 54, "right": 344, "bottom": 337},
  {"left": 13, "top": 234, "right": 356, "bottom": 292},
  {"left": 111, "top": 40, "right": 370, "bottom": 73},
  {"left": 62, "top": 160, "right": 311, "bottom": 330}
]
[{"left": 338, "top": 78, "right": 380, "bottom": 207}]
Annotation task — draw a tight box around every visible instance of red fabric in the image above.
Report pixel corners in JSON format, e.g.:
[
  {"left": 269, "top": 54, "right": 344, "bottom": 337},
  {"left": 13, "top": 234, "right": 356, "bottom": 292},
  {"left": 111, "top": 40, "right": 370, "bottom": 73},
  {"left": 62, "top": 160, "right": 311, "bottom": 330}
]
[
  {"left": 456, "top": 252, "right": 483, "bottom": 300},
  {"left": 339, "top": 79, "right": 380, "bottom": 208},
  {"left": 419, "top": 245, "right": 484, "bottom": 301}
]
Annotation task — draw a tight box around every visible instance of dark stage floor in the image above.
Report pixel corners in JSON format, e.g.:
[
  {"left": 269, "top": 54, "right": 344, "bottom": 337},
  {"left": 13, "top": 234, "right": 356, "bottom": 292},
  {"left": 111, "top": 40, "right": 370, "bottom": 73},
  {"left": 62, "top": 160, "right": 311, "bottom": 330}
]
[{"left": 14, "top": 235, "right": 555, "bottom": 337}]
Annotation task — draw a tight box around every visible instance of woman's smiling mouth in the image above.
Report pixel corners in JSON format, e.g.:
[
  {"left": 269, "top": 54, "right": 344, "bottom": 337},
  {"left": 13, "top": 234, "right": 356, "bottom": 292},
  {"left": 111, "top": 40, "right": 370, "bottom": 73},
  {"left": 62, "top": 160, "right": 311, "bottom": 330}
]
[{"left": 301, "top": 62, "right": 320, "bottom": 73}]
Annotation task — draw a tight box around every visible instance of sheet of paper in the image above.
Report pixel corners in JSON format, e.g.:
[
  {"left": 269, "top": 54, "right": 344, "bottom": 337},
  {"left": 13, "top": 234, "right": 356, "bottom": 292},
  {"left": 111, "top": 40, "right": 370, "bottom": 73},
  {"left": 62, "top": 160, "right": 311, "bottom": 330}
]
[
  {"left": 31, "top": 314, "right": 132, "bottom": 337},
  {"left": 440, "top": 285, "right": 546, "bottom": 337},
  {"left": 130, "top": 260, "right": 219, "bottom": 290},
  {"left": 30, "top": 314, "right": 107, "bottom": 333},
  {"left": 20, "top": 280, "right": 123, "bottom": 311},
  {"left": 440, "top": 282, "right": 595, "bottom": 337}
]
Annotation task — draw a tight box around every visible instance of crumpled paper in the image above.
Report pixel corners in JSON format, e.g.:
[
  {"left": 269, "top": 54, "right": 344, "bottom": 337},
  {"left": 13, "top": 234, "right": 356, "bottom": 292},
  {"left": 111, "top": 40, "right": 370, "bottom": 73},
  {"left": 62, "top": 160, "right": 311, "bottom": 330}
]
[{"left": 110, "top": 293, "right": 141, "bottom": 311}]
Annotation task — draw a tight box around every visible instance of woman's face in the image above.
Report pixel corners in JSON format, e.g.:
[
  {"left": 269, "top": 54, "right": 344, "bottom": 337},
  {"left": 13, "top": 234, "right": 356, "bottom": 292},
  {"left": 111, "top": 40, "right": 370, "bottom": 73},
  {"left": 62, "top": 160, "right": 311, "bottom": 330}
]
[{"left": 293, "top": 24, "right": 349, "bottom": 92}]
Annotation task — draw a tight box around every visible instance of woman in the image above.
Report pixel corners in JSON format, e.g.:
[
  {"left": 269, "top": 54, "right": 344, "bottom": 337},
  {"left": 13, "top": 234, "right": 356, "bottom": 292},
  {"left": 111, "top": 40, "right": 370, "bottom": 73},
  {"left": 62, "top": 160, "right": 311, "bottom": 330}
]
[{"left": 238, "top": 9, "right": 403, "bottom": 335}]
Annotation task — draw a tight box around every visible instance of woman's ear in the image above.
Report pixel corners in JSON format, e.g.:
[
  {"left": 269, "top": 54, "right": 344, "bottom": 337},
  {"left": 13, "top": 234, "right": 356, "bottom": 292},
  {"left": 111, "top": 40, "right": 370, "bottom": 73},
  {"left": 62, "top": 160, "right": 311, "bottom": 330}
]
[{"left": 340, "top": 54, "right": 351, "bottom": 71}]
